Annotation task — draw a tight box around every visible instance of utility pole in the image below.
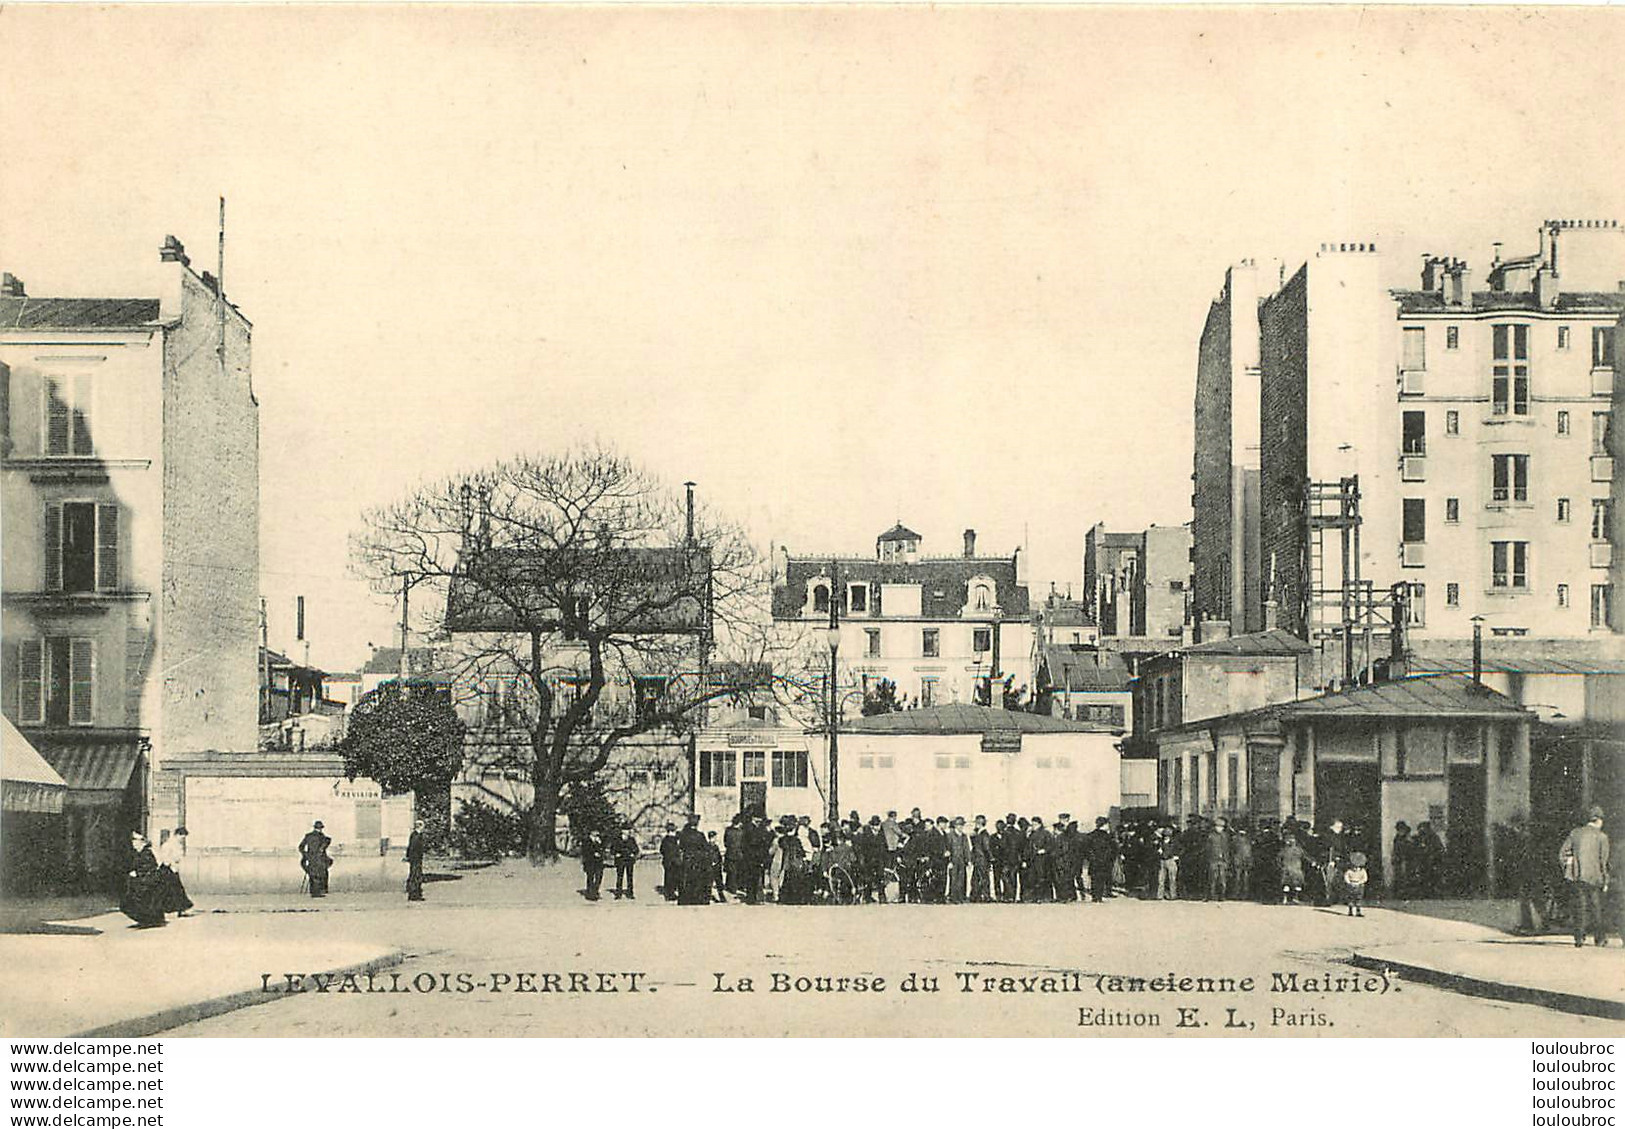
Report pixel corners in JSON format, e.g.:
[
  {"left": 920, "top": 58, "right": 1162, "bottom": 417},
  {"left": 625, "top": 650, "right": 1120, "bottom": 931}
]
[
  {"left": 399, "top": 574, "right": 414, "bottom": 684},
  {"left": 259, "top": 597, "right": 270, "bottom": 723}
]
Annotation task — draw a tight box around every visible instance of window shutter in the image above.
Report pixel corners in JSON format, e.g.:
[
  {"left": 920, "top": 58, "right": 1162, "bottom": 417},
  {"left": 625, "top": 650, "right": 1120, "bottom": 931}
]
[
  {"left": 69, "top": 639, "right": 94, "bottom": 725},
  {"left": 45, "top": 378, "right": 70, "bottom": 456},
  {"left": 18, "top": 639, "right": 44, "bottom": 724},
  {"left": 43, "top": 504, "right": 62, "bottom": 590},
  {"left": 97, "top": 504, "right": 119, "bottom": 590}
]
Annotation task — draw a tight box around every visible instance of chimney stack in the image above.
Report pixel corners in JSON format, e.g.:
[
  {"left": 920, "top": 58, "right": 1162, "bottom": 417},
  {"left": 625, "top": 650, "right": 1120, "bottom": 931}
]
[
  {"left": 963, "top": 528, "right": 977, "bottom": 558},
  {"left": 0, "top": 273, "right": 24, "bottom": 298},
  {"left": 159, "top": 235, "right": 189, "bottom": 266},
  {"left": 1420, "top": 255, "right": 1447, "bottom": 293},
  {"left": 1535, "top": 265, "right": 1559, "bottom": 308}
]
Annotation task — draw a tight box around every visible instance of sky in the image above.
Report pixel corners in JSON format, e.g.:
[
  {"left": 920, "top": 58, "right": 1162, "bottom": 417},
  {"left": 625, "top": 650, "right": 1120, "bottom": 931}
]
[{"left": 2, "top": 5, "right": 1621, "bottom": 671}]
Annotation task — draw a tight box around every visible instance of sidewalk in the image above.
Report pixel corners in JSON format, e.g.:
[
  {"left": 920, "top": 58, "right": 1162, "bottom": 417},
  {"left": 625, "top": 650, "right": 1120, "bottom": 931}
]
[
  {"left": 0, "top": 911, "right": 402, "bottom": 1037},
  {"left": 1352, "top": 934, "right": 1625, "bottom": 1021}
]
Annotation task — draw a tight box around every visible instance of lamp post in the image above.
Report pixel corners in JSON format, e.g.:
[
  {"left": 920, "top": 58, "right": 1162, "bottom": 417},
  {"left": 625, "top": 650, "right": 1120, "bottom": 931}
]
[{"left": 825, "top": 561, "right": 841, "bottom": 828}]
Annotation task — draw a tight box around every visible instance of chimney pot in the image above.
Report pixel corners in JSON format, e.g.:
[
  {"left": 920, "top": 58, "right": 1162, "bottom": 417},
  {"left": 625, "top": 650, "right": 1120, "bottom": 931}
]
[
  {"left": 0, "top": 272, "right": 23, "bottom": 298},
  {"left": 160, "top": 235, "right": 190, "bottom": 267},
  {"left": 963, "top": 528, "right": 977, "bottom": 558}
]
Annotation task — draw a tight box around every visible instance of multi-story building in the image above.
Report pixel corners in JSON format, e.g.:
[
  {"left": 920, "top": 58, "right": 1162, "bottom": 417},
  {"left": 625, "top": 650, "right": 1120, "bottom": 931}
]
[
  {"left": 1083, "top": 522, "right": 1192, "bottom": 644},
  {"left": 1, "top": 239, "right": 259, "bottom": 889},
  {"left": 1195, "top": 221, "right": 1625, "bottom": 688},
  {"left": 772, "top": 524, "right": 1033, "bottom": 712}
]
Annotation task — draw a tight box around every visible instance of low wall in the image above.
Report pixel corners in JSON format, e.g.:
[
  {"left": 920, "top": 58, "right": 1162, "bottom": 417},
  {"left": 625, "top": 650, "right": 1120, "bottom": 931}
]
[{"left": 178, "top": 848, "right": 408, "bottom": 894}]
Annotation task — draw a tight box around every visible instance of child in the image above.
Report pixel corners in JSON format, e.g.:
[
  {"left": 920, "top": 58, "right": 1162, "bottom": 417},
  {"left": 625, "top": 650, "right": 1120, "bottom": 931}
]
[
  {"left": 1278, "top": 837, "right": 1306, "bottom": 904},
  {"left": 1344, "top": 851, "right": 1370, "bottom": 917}
]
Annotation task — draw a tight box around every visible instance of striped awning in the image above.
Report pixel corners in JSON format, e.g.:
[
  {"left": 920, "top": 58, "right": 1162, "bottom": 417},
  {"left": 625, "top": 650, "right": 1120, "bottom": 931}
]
[
  {"left": 2, "top": 719, "right": 67, "bottom": 813},
  {"left": 37, "top": 739, "right": 142, "bottom": 795}
]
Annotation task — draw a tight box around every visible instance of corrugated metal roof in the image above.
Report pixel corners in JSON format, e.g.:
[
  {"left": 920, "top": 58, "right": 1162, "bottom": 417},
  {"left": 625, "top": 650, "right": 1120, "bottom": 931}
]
[
  {"left": 38, "top": 740, "right": 142, "bottom": 792},
  {"left": 844, "top": 703, "right": 1107, "bottom": 735},
  {"left": 0, "top": 297, "right": 161, "bottom": 329},
  {"left": 1411, "top": 645, "right": 1625, "bottom": 677},
  {"left": 2, "top": 719, "right": 68, "bottom": 789},
  {"left": 1184, "top": 628, "right": 1313, "bottom": 656},
  {"left": 1039, "top": 645, "right": 1132, "bottom": 692},
  {"left": 1276, "top": 674, "right": 1525, "bottom": 719}
]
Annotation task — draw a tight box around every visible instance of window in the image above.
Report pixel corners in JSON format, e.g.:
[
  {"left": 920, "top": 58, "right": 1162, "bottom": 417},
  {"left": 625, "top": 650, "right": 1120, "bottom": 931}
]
[
  {"left": 1446, "top": 583, "right": 1460, "bottom": 607},
  {"left": 43, "top": 375, "right": 94, "bottom": 457},
  {"left": 1491, "top": 454, "right": 1529, "bottom": 503},
  {"left": 741, "top": 751, "right": 765, "bottom": 780},
  {"left": 1558, "top": 411, "right": 1571, "bottom": 436},
  {"left": 1402, "top": 498, "right": 1426, "bottom": 543},
  {"left": 953, "top": 755, "right": 972, "bottom": 769},
  {"left": 1593, "top": 499, "right": 1614, "bottom": 543},
  {"left": 865, "top": 629, "right": 881, "bottom": 658},
  {"left": 699, "top": 750, "right": 737, "bottom": 788},
  {"left": 771, "top": 750, "right": 808, "bottom": 788},
  {"left": 1594, "top": 327, "right": 1616, "bottom": 370},
  {"left": 1558, "top": 326, "right": 1571, "bottom": 351},
  {"left": 1445, "top": 410, "right": 1460, "bottom": 436},
  {"left": 1492, "top": 324, "right": 1530, "bottom": 415},
  {"left": 919, "top": 678, "right": 937, "bottom": 707},
  {"left": 858, "top": 756, "right": 874, "bottom": 769},
  {"left": 747, "top": 705, "right": 768, "bottom": 721},
  {"left": 1446, "top": 325, "right": 1459, "bottom": 350},
  {"left": 1087, "top": 703, "right": 1126, "bottom": 727},
  {"left": 1402, "top": 327, "right": 1426, "bottom": 370},
  {"left": 1407, "top": 583, "right": 1426, "bottom": 626},
  {"left": 634, "top": 677, "right": 667, "bottom": 724},
  {"left": 17, "top": 637, "right": 97, "bottom": 726},
  {"left": 1558, "top": 584, "right": 1570, "bottom": 609},
  {"left": 1446, "top": 497, "right": 1460, "bottom": 524},
  {"left": 1402, "top": 410, "right": 1426, "bottom": 455},
  {"left": 45, "top": 502, "right": 119, "bottom": 592},
  {"left": 1492, "top": 541, "right": 1529, "bottom": 590},
  {"left": 972, "top": 583, "right": 992, "bottom": 612},
  {"left": 1593, "top": 412, "right": 1612, "bottom": 457},
  {"left": 972, "top": 628, "right": 991, "bottom": 653},
  {"left": 935, "top": 755, "right": 951, "bottom": 770},
  {"left": 811, "top": 583, "right": 830, "bottom": 615},
  {"left": 921, "top": 628, "right": 939, "bottom": 658},
  {"left": 1592, "top": 584, "right": 1615, "bottom": 630},
  {"left": 877, "top": 755, "right": 893, "bottom": 769},
  {"left": 848, "top": 584, "right": 868, "bottom": 613},
  {"left": 1558, "top": 498, "right": 1572, "bottom": 523}
]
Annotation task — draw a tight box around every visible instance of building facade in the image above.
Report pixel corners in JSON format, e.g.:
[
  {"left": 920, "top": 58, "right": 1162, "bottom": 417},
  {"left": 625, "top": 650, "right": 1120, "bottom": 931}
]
[
  {"left": 772, "top": 524, "right": 1034, "bottom": 712},
  {"left": 1, "top": 239, "right": 259, "bottom": 890},
  {"left": 1084, "top": 522, "right": 1192, "bottom": 645}
]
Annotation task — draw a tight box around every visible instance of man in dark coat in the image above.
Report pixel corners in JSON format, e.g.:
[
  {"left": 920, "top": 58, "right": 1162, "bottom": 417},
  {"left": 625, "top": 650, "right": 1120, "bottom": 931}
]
[
  {"left": 1052, "top": 819, "right": 1078, "bottom": 902},
  {"left": 677, "top": 815, "right": 712, "bottom": 905},
  {"left": 1230, "top": 823, "right": 1254, "bottom": 901},
  {"left": 856, "top": 815, "right": 888, "bottom": 902},
  {"left": 723, "top": 814, "right": 744, "bottom": 893},
  {"left": 947, "top": 818, "right": 972, "bottom": 903},
  {"left": 1085, "top": 817, "right": 1119, "bottom": 902},
  {"left": 997, "top": 815, "right": 1022, "bottom": 902},
  {"left": 299, "top": 821, "right": 332, "bottom": 897},
  {"left": 659, "top": 822, "right": 681, "bottom": 901},
  {"left": 1177, "top": 815, "right": 1205, "bottom": 898},
  {"left": 1024, "top": 816, "right": 1053, "bottom": 902},
  {"left": 580, "top": 829, "right": 606, "bottom": 901},
  {"left": 612, "top": 826, "right": 640, "bottom": 899},
  {"left": 404, "top": 819, "right": 427, "bottom": 902},
  {"left": 741, "top": 815, "right": 772, "bottom": 904},
  {"left": 1204, "top": 817, "right": 1231, "bottom": 901},
  {"left": 970, "top": 815, "right": 993, "bottom": 903}
]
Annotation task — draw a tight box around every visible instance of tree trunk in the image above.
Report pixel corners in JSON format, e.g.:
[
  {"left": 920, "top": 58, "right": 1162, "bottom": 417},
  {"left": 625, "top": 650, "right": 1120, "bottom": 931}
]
[{"left": 528, "top": 786, "right": 561, "bottom": 863}]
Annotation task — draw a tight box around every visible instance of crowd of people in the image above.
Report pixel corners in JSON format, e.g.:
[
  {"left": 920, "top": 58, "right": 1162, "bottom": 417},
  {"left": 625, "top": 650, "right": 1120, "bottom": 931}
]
[{"left": 574, "top": 807, "right": 1394, "bottom": 911}]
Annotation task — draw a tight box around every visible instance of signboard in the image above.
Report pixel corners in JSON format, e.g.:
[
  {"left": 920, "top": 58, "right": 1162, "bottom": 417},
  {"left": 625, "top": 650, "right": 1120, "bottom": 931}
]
[{"left": 981, "top": 731, "right": 1022, "bottom": 753}]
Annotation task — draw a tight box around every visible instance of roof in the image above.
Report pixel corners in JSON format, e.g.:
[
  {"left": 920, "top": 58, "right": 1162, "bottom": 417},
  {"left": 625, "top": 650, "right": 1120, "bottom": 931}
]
[
  {"left": 0, "top": 297, "right": 161, "bottom": 330},
  {"left": 1039, "top": 645, "right": 1132, "bottom": 692},
  {"left": 877, "top": 523, "right": 922, "bottom": 543},
  {"left": 1183, "top": 628, "right": 1314, "bottom": 657},
  {"left": 1410, "top": 641, "right": 1625, "bottom": 677},
  {"left": 773, "top": 556, "right": 1030, "bottom": 619},
  {"left": 36, "top": 739, "right": 142, "bottom": 792},
  {"left": 2, "top": 719, "right": 68, "bottom": 789},
  {"left": 1392, "top": 289, "right": 1625, "bottom": 316},
  {"left": 1037, "top": 598, "right": 1094, "bottom": 627},
  {"left": 1274, "top": 673, "right": 1526, "bottom": 720},
  {"left": 360, "top": 647, "right": 456, "bottom": 681},
  {"left": 844, "top": 703, "right": 1110, "bottom": 735}
]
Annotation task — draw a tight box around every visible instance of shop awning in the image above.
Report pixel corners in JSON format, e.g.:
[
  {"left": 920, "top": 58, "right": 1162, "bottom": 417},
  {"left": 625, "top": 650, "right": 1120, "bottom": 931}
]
[
  {"left": 2, "top": 718, "right": 67, "bottom": 814},
  {"left": 37, "top": 739, "right": 142, "bottom": 801}
]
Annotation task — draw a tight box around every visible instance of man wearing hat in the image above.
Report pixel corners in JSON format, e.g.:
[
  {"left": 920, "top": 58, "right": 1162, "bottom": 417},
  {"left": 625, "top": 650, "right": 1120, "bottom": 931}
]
[
  {"left": 1559, "top": 806, "right": 1611, "bottom": 947},
  {"left": 1024, "top": 815, "right": 1053, "bottom": 902},
  {"left": 856, "top": 815, "right": 888, "bottom": 903},
  {"left": 298, "top": 820, "right": 332, "bottom": 898},
  {"left": 1086, "top": 817, "right": 1119, "bottom": 902},
  {"left": 995, "top": 814, "right": 1021, "bottom": 902},
  {"left": 404, "top": 819, "right": 427, "bottom": 902},
  {"left": 659, "top": 821, "right": 681, "bottom": 901},
  {"left": 970, "top": 815, "right": 993, "bottom": 903}
]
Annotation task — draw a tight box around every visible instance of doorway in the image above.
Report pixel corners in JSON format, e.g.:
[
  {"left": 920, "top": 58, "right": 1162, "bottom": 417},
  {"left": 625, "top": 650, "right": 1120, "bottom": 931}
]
[{"left": 740, "top": 781, "right": 766, "bottom": 818}]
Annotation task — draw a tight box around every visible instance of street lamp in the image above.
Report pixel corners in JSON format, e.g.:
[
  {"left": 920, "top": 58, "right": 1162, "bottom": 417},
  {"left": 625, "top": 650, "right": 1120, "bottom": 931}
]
[{"left": 825, "top": 561, "right": 841, "bottom": 829}]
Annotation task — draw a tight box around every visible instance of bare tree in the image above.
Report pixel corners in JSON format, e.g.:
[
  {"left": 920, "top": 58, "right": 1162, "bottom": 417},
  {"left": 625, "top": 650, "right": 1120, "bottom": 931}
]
[{"left": 352, "top": 445, "right": 777, "bottom": 861}]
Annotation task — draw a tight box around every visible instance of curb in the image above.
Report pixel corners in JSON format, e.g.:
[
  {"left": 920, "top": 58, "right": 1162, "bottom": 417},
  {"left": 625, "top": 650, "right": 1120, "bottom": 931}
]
[
  {"left": 73, "top": 950, "right": 407, "bottom": 1038},
  {"left": 1349, "top": 951, "right": 1625, "bottom": 1022}
]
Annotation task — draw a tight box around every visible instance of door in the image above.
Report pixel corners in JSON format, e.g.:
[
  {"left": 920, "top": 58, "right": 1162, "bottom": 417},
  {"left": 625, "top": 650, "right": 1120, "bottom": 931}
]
[
  {"left": 1248, "top": 744, "right": 1280, "bottom": 821},
  {"left": 740, "top": 781, "right": 766, "bottom": 818},
  {"left": 1446, "top": 765, "right": 1487, "bottom": 895},
  {"left": 1314, "top": 761, "right": 1380, "bottom": 842}
]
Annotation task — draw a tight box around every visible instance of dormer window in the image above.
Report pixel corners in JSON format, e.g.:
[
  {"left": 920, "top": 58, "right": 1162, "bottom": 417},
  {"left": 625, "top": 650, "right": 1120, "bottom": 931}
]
[
  {"left": 812, "top": 583, "right": 830, "bottom": 615},
  {"left": 848, "top": 583, "right": 868, "bottom": 614},
  {"left": 972, "top": 583, "right": 992, "bottom": 612}
]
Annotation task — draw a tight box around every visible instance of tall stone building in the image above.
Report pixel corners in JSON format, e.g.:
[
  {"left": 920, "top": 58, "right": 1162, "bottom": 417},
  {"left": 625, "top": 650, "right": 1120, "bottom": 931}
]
[{"left": 0, "top": 237, "right": 259, "bottom": 888}]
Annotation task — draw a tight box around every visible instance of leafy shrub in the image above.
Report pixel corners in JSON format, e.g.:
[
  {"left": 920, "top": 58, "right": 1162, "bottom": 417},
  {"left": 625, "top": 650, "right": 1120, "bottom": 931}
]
[{"left": 451, "top": 798, "right": 527, "bottom": 860}]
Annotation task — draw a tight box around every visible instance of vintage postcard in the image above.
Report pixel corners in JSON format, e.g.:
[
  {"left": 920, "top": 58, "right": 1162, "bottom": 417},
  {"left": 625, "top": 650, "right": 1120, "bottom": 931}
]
[{"left": 0, "top": 4, "right": 1622, "bottom": 1043}]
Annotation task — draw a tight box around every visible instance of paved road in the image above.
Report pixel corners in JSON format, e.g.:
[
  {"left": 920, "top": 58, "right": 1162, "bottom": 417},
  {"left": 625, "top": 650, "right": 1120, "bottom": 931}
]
[{"left": 166, "top": 860, "right": 1623, "bottom": 1037}]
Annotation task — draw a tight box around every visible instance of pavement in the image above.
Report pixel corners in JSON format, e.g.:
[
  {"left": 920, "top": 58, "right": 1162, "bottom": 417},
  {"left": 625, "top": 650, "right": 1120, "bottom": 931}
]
[{"left": 3, "top": 859, "right": 1621, "bottom": 1037}]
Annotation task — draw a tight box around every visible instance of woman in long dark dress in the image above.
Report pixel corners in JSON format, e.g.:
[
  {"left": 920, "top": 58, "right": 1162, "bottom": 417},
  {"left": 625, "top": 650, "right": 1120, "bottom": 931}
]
[
  {"left": 156, "top": 827, "right": 194, "bottom": 916},
  {"left": 121, "top": 832, "right": 168, "bottom": 928}
]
